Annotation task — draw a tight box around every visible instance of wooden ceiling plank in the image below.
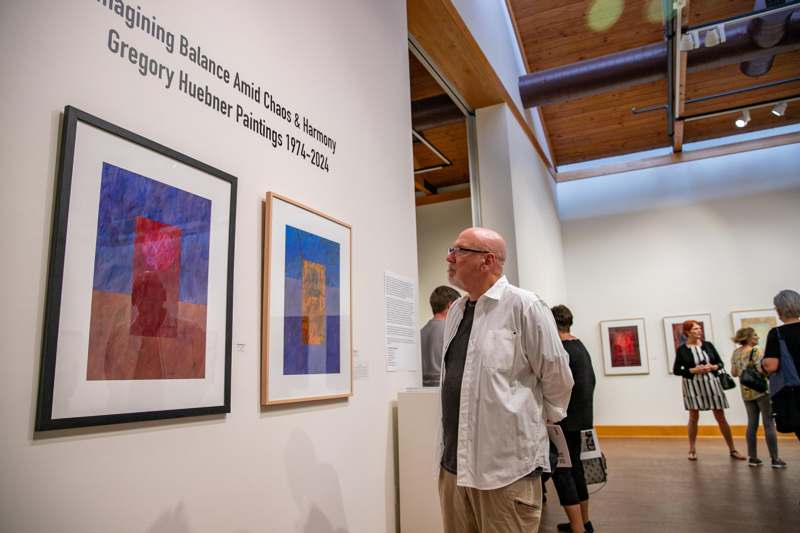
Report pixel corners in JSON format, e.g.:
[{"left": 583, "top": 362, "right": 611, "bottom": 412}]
[
  {"left": 409, "top": 53, "right": 447, "bottom": 102},
  {"left": 505, "top": 0, "right": 558, "bottom": 167},
  {"left": 557, "top": 130, "right": 800, "bottom": 182},
  {"left": 414, "top": 176, "right": 437, "bottom": 195},
  {"left": 415, "top": 187, "right": 471, "bottom": 206}
]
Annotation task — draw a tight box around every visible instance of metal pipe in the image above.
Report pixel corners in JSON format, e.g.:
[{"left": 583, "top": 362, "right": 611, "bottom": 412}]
[
  {"left": 412, "top": 129, "right": 451, "bottom": 166},
  {"left": 631, "top": 76, "right": 800, "bottom": 114},
  {"left": 686, "top": 0, "right": 800, "bottom": 32},
  {"left": 414, "top": 165, "right": 446, "bottom": 175},
  {"left": 411, "top": 94, "right": 465, "bottom": 131},
  {"left": 681, "top": 93, "right": 800, "bottom": 122}
]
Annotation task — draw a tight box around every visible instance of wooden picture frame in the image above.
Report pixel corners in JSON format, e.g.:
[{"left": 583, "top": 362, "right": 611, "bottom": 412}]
[
  {"left": 262, "top": 192, "right": 352, "bottom": 405},
  {"left": 599, "top": 318, "right": 649, "bottom": 375},
  {"left": 662, "top": 313, "right": 714, "bottom": 374},
  {"left": 36, "top": 106, "right": 236, "bottom": 430}
]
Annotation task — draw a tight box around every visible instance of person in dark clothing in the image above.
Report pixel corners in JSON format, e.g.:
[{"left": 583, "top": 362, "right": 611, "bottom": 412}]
[
  {"left": 762, "top": 289, "right": 800, "bottom": 442},
  {"left": 550, "top": 305, "right": 596, "bottom": 533}
]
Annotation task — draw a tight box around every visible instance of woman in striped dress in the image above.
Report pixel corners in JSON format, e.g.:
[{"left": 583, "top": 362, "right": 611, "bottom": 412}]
[{"left": 673, "top": 320, "right": 745, "bottom": 461}]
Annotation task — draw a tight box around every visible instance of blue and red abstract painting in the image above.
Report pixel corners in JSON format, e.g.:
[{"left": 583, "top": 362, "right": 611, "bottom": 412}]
[
  {"left": 86, "top": 162, "right": 211, "bottom": 380},
  {"left": 283, "top": 225, "right": 340, "bottom": 375}
]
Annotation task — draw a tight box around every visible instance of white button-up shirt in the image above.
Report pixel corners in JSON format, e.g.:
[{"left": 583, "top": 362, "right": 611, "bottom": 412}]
[{"left": 438, "top": 276, "right": 574, "bottom": 490}]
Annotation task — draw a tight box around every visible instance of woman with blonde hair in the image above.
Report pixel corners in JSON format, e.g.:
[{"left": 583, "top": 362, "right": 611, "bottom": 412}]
[{"left": 730, "top": 327, "right": 785, "bottom": 467}]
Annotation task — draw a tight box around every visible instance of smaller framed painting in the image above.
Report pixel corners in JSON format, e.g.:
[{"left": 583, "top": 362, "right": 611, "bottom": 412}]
[
  {"left": 599, "top": 318, "right": 649, "bottom": 375},
  {"left": 262, "top": 192, "right": 352, "bottom": 405},
  {"left": 731, "top": 308, "right": 779, "bottom": 352},
  {"left": 663, "top": 313, "right": 713, "bottom": 374}
]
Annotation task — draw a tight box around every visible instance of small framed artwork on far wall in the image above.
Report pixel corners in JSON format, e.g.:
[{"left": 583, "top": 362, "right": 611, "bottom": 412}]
[
  {"left": 731, "top": 308, "right": 779, "bottom": 352},
  {"left": 662, "top": 313, "right": 713, "bottom": 374},
  {"left": 599, "top": 318, "right": 649, "bottom": 375}
]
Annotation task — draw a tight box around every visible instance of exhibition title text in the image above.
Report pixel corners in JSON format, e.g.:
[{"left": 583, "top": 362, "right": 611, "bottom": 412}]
[{"left": 95, "top": 0, "right": 336, "bottom": 172}]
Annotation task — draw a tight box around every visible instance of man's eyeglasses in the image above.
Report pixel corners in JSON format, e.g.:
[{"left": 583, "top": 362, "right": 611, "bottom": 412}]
[{"left": 448, "top": 246, "right": 492, "bottom": 255}]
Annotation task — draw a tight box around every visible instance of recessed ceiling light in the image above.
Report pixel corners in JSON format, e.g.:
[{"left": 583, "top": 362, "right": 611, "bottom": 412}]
[
  {"left": 771, "top": 102, "right": 788, "bottom": 117},
  {"left": 735, "top": 109, "right": 751, "bottom": 128}
]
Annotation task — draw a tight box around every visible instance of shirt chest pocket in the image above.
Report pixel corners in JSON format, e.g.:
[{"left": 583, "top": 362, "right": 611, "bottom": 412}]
[{"left": 483, "top": 329, "right": 517, "bottom": 371}]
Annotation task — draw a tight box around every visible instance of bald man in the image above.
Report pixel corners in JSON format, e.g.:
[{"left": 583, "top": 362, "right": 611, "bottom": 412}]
[{"left": 437, "top": 227, "right": 574, "bottom": 533}]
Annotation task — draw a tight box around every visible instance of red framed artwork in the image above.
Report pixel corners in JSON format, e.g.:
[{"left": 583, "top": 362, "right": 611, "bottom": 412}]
[{"left": 600, "top": 318, "right": 649, "bottom": 375}]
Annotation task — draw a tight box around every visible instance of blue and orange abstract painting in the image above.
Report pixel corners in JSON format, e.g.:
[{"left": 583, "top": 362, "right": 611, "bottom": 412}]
[
  {"left": 86, "top": 162, "right": 211, "bottom": 380},
  {"left": 283, "top": 225, "right": 340, "bottom": 374}
]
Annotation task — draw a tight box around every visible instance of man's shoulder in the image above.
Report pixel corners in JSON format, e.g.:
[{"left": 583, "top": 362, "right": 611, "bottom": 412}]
[
  {"left": 421, "top": 319, "right": 440, "bottom": 334},
  {"left": 500, "top": 283, "right": 543, "bottom": 307}
]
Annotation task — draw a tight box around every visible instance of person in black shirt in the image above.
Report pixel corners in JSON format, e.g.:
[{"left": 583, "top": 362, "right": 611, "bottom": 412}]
[
  {"left": 763, "top": 289, "right": 800, "bottom": 441},
  {"left": 550, "top": 305, "right": 596, "bottom": 533}
]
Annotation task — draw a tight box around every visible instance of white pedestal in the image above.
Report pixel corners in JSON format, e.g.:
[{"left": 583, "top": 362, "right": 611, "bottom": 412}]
[{"left": 398, "top": 388, "right": 443, "bottom": 533}]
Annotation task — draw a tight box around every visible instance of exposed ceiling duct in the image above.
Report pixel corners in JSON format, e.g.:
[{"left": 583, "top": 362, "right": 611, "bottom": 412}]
[
  {"left": 411, "top": 94, "right": 464, "bottom": 131},
  {"left": 741, "top": 0, "right": 794, "bottom": 76},
  {"left": 519, "top": 7, "right": 800, "bottom": 109}
]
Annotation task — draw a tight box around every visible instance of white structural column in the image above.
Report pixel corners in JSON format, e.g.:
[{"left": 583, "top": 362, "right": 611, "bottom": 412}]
[
  {"left": 475, "top": 104, "right": 521, "bottom": 286},
  {"left": 475, "top": 104, "right": 567, "bottom": 305}
]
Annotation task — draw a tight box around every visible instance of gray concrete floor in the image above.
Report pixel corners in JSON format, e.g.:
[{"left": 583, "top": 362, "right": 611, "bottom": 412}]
[{"left": 540, "top": 437, "right": 800, "bottom": 532}]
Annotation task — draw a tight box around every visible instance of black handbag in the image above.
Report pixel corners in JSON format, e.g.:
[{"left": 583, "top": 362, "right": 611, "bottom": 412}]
[
  {"left": 718, "top": 370, "right": 736, "bottom": 390},
  {"left": 739, "top": 348, "right": 768, "bottom": 393},
  {"left": 773, "top": 387, "right": 800, "bottom": 433}
]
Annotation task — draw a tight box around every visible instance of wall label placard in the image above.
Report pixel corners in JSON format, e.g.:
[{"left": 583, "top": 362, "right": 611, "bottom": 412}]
[{"left": 96, "top": 0, "right": 336, "bottom": 173}]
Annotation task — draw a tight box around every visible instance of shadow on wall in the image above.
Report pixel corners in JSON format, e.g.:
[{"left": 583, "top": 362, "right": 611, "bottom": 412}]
[
  {"left": 286, "top": 428, "right": 349, "bottom": 533},
  {"left": 147, "top": 502, "right": 192, "bottom": 533}
]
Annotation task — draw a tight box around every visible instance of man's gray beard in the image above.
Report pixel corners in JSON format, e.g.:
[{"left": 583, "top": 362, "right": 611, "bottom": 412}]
[{"left": 448, "top": 272, "right": 465, "bottom": 291}]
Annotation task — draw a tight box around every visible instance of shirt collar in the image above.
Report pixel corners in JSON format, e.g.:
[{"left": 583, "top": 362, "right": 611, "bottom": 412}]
[{"left": 481, "top": 275, "right": 508, "bottom": 301}]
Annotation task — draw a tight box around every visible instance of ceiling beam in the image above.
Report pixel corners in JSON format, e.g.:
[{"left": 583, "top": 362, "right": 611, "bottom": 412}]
[
  {"left": 415, "top": 187, "right": 470, "bottom": 206},
  {"left": 673, "top": 120, "right": 685, "bottom": 152},
  {"left": 414, "top": 176, "right": 437, "bottom": 195},
  {"left": 673, "top": 2, "right": 689, "bottom": 153},
  {"left": 556, "top": 131, "right": 800, "bottom": 182},
  {"left": 407, "top": 0, "right": 555, "bottom": 177}
]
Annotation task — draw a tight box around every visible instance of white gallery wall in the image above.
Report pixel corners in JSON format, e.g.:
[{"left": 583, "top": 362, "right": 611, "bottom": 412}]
[
  {"left": 558, "top": 143, "right": 800, "bottom": 426},
  {"left": 415, "top": 198, "right": 471, "bottom": 327},
  {"left": 0, "top": 2, "right": 418, "bottom": 532}
]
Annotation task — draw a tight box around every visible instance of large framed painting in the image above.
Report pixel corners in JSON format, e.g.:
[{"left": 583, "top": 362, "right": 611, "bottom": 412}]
[
  {"left": 36, "top": 106, "right": 236, "bottom": 430},
  {"left": 731, "top": 308, "right": 779, "bottom": 352},
  {"left": 262, "top": 192, "right": 352, "bottom": 405},
  {"left": 663, "top": 313, "right": 713, "bottom": 374},
  {"left": 599, "top": 318, "right": 649, "bottom": 375}
]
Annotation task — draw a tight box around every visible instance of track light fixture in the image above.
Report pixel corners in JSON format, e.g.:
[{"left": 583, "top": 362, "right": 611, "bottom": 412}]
[
  {"left": 735, "top": 109, "right": 751, "bottom": 128},
  {"left": 682, "top": 24, "right": 727, "bottom": 51},
  {"left": 703, "top": 24, "right": 726, "bottom": 48},
  {"left": 771, "top": 102, "right": 788, "bottom": 117}
]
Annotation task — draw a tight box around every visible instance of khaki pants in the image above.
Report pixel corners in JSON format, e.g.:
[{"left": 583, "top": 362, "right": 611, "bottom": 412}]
[{"left": 438, "top": 469, "right": 542, "bottom": 533}]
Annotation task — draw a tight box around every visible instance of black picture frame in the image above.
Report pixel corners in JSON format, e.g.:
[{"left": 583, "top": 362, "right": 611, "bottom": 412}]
[{"left": 36, "top": 106, "right": 236, "bottom": 430}]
